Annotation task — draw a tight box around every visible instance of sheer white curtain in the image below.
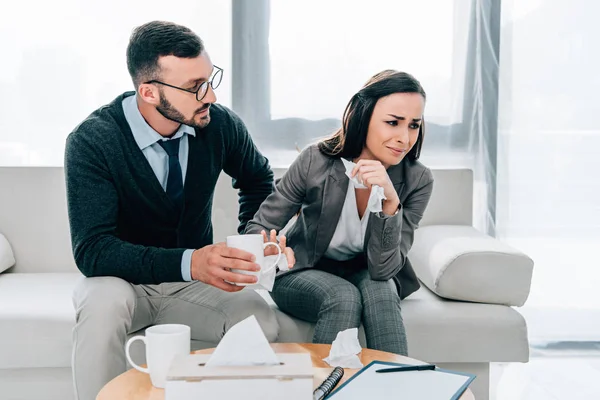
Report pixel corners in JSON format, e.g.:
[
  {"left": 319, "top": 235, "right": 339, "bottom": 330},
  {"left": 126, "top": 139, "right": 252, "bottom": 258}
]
[
  {"left": 0, "top": 0, "right": 232, "bottom": 166},
  {"left": 498, "top": 0, "right": 600, "bottom": 340}
]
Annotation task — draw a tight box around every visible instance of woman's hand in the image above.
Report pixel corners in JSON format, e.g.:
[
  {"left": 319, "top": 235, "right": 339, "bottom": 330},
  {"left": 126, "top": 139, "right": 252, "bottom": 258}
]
[
  {"left": 351, "top": 159, "right": 401, "bottom": 215},
  {"left": 261, "top": 229, "right": 296, "bottom": 269}
]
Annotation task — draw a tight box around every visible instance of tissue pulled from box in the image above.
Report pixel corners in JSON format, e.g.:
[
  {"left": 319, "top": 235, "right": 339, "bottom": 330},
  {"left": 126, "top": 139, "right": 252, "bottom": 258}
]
[
  {"left": 340, "top": 158, "right": 387, "bottom": 213},
  {"left": 323, "top": 328, "right": 364, "bottom": 368},
  {"left": 205, "top": 315, "right": 280, "bottom": 367}
]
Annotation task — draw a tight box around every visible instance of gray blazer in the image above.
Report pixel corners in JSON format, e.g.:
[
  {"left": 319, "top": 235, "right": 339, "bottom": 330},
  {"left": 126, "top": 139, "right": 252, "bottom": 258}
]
[{"left": 245, "top": 144, "right": 434, "bottom": 299}]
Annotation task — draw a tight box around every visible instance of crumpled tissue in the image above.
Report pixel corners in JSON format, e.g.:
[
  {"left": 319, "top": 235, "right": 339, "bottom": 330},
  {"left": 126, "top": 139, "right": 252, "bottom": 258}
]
[
  {"left": 323, "top": 328, "right": 364, "bottom": 369},
  {"left": 244, "top": 253, "right": 289, "bottom": 292},
  {"left": 340, "top": 158, "right": 387, "bottom": 213},
  {"left": 205, "top": 315, "right": 280, "bottom": 367}
]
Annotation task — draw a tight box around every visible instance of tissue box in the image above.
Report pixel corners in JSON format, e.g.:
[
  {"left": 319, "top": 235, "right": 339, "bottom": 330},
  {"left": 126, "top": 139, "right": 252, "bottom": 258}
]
[{"left": 165, "top": 353, "right": 314, "bottom": 400}]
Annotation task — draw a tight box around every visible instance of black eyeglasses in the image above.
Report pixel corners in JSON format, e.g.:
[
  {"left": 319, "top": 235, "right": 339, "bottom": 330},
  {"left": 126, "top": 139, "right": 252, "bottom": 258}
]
[{"left": 145, "top": 65, "right": 223, "bottom": 102}]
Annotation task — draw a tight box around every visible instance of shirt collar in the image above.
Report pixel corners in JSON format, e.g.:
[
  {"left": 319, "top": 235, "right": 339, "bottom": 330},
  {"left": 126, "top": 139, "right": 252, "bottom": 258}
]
[{"left": 122, "top": 94, "right": 196, "bottom": 150}]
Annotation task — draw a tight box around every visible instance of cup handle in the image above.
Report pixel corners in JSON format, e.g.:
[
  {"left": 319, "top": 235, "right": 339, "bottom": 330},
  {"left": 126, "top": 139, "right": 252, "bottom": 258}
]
[
  {"left": 262, "top": 242, "right": 282, "bottom": 273},
  {"left": 125, "top": 336, "right": 150, "bottom": 374}
]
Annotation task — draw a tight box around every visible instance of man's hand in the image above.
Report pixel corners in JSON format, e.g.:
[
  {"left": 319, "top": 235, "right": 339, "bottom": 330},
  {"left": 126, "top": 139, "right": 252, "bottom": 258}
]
[
  {"left": 191, "top": 243, "right": 260, "bottom": 292},
  {"left": 262, "top": 229, "right": 296, "bottom": 269}
]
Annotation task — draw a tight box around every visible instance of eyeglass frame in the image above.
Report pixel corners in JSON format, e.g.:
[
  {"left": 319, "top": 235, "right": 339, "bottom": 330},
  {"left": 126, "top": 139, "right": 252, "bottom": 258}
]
[{"left": 144, "top": 65, "right": 223, "bottom": 102}]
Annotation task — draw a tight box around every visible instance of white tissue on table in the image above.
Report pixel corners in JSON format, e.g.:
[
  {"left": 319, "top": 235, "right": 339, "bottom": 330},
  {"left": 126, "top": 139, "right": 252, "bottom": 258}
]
[
  {"left": 340, "top": 158, "right": 387, "bottom": 213},
  {"left": 323, "top": 328, "right": 364, "bottom": 369},
  {"left": 205, "top": 315, "right": 280, "bottom": 367},
  {"left": 245, "top": 253, "right": 289, "bottom": 292}
]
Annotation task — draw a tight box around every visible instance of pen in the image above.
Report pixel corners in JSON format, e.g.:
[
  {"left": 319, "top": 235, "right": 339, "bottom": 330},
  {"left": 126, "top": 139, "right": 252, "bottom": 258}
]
[{"left": 375, "top": 364, "right": 436, "bottom": 373}]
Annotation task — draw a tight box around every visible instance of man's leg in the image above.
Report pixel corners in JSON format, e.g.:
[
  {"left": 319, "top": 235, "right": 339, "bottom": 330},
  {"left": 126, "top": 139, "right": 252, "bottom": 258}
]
[
  {"left": 71, "top": 277, "right": 154, "bottom": 400},
  {"left": 155, "top": 282, "right": 279, "bottom": 343}
]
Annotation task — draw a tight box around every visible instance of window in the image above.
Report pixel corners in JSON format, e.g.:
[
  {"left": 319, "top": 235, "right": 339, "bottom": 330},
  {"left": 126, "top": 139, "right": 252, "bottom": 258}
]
[
  {"left": 269, "top": 1, "right": 456, "bottom": 122},
  {"left": 232, "top": 0, "right": 490, "bottom": 169},
  {"left": 497, "top": 0, "right": 600, "bottom": 339},
  {"left": 0, "top": 0, "right": 232, "bottom": 166}
]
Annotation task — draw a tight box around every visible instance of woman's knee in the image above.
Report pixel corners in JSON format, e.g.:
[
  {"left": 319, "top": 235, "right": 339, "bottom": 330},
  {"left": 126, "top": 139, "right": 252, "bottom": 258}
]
[
  {"left": 321, "top": 282, "right": 363, "bottom": 317},
  {"left": 360, "top": 279, "right": 401, "bottom": 310},
  {"left": 271, "top": 270, "right": 363, "bottom": 326}
]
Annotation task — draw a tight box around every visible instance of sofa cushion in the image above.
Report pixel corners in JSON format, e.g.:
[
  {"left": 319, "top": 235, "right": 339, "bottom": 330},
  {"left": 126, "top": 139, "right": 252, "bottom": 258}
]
[
  {"left": 401, "top": 284, "right": 529, "bottom": 363},
  {"left": 0, "top": 272, "right": 529, "bottom": 371},
  {"left": 257, "top": 284, "right": 530, "bottom": 363},
  {"left": 409, "top": 225, "right": 534, "bottom": 306},
  {"left": 0, "top": 273, "right": 80, "bottom": 369},
  {"left": 0, "top": 234, "right": 15, "bottom": 273}
]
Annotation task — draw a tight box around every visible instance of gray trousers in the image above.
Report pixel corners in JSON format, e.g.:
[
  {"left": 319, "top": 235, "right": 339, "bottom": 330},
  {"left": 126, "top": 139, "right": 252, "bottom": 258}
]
[
  {"left": 271, "top": 257, "right": 407, "bottom": 355},
  {"left": 71, "top": 277, "right": 278, "bottom": 400}
]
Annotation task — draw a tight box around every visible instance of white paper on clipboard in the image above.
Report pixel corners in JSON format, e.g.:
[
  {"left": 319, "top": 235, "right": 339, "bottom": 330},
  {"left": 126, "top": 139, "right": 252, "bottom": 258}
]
[{"left": 327, "top": 361, "right": 475, "bottom": 400}]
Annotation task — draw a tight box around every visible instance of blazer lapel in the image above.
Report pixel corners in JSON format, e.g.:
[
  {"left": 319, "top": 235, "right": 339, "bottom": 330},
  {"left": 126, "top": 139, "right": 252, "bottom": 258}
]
[{"left": 313, "top": 158, "right": 349, "bottom": 261}]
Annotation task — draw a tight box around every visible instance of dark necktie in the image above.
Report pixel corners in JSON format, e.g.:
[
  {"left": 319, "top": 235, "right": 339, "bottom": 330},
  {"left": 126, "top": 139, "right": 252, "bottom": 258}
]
[{"left": 158, "top": 137, "right": 184, "bottom": 210}]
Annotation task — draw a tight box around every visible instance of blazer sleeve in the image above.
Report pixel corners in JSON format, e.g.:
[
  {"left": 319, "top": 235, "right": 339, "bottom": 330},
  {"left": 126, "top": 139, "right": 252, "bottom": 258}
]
[
  {"left": 245, "top": 147, "right": 312, "bottom": 235},
  {"left": 365, "top": 167, "right": 434, "bottom": 280}
]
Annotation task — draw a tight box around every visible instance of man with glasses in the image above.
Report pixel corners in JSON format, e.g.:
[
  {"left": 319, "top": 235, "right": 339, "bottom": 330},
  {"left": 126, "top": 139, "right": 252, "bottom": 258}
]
[{"left": 65, "top": 21, "right": 280, "bottom": 400}]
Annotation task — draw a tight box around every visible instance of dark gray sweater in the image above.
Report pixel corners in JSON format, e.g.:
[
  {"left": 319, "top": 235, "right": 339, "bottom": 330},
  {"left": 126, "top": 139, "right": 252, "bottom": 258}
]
[{"left": 64, "top": 92, "right": 274, "bottom": 284}]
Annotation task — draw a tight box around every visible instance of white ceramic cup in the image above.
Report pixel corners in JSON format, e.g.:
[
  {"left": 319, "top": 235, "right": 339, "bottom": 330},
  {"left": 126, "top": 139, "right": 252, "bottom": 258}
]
[
  {"left": 125, "top": 324, "right": 191, "bottom": 388},
  {"left": 226, "top": 234, "right": 282, "bottom": 285}
]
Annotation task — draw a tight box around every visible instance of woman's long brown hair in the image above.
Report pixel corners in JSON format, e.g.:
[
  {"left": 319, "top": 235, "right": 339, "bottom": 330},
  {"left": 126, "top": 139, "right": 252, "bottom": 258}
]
[{"left": 319, "top": 70, "right": 427, "bottom": 161}]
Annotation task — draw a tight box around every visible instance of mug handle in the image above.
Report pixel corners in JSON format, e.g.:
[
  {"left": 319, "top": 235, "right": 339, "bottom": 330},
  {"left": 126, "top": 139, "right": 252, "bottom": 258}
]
[
  {"left": 125, "top": 336, "right": 150, "bottom": 374},
  {"left": 262, "top": 242, "right": 282, "bottom": 273}
]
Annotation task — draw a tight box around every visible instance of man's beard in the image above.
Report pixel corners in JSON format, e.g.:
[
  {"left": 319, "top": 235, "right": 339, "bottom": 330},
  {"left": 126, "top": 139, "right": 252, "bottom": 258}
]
[{"left": 156, "top": 91, "right": 211, "bottom": 129}]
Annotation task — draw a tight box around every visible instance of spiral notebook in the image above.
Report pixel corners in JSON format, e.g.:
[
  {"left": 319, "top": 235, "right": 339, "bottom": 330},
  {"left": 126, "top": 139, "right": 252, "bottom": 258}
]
[{"left": 326, "top": 361, "right": 476, "bottom": 400}]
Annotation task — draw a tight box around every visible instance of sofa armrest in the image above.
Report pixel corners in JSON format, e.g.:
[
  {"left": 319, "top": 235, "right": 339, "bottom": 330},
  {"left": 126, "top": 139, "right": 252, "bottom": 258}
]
[
  {"left": 0, "top": 233, "right": 16, "bottom": 273},
  {"left": 408, "top": 225, "right": 534, "bottom": 306}
]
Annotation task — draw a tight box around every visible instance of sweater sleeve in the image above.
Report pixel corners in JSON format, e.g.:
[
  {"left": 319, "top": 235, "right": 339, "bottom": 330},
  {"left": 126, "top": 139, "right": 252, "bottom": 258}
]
[
  {"left": 221, "top": 108, "right": 275, "bottom": 234},
  {"left": 64, "top": 129, "right": 185, "bottom": 284}
]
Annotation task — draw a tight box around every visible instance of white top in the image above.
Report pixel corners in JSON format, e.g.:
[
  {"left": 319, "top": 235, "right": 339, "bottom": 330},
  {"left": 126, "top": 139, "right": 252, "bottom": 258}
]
[{"left": 324, "top": 182, "right": 370, "bottom": 261}]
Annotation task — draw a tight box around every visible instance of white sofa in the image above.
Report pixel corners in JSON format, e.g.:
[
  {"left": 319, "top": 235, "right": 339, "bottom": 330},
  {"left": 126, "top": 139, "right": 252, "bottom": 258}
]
[{"left": 0, "top": 166, "right": 533, "bottom": 400}]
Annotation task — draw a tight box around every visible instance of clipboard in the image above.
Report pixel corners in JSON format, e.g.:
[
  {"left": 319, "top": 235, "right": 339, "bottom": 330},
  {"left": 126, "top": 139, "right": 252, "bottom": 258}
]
[{"left": 326, "top": 361, "right": 476, "bottom": 399}]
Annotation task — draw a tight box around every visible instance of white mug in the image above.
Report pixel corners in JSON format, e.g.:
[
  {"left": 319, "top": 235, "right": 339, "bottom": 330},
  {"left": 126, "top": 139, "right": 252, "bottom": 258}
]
[
  {"left": 125, "top": 324, "right": 190, "bottom": 388},
  {"left": 226, "top": 234, "right": 282, "bottom": 285}
]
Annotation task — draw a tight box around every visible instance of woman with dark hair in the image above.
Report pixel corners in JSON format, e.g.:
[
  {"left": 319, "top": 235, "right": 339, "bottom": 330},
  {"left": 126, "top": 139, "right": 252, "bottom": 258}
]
[{"left": 245, "top": 70, "right": 433, "bottom": 355}]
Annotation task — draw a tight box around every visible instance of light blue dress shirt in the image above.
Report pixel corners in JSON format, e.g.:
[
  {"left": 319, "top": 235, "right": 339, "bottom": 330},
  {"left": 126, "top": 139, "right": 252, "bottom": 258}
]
[{"left": 122, "top": 95, "right": 195, "bottom": 281}]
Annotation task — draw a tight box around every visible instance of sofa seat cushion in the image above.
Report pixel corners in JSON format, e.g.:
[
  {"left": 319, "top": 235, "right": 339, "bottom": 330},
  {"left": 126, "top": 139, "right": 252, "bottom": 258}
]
[
  {"left": 0, "top": 273, "right": 80, "bottom": 369},
  {"left": 257, "top": 284, "right": 529, "bottom": 363},
  {"left": 0, "top": 272, "right": 529, "bottom": 370},
  {"left": 401, "top": 284, "right": 529, "bottom": 363},
  {"left": 409, "top": 225, "right": 534, "bottom": 306}
]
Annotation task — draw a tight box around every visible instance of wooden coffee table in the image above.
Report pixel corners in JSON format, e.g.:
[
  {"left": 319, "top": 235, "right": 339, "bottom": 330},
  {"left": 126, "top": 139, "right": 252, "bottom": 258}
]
[{"left": 97, "top": 343, "right": 474, "bottom": 399}]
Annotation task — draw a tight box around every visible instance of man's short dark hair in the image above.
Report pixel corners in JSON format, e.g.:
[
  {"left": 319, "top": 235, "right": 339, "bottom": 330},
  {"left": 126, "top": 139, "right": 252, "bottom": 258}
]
[{"left": 126, "top": 21, "right": 204, "bottom": 88}]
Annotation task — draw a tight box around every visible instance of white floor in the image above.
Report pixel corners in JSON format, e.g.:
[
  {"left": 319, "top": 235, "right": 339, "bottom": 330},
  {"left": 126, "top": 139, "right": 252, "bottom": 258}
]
[{"left": 490, "top": 342, "right": 600, "bottom": 400}]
